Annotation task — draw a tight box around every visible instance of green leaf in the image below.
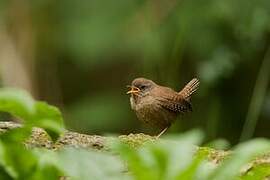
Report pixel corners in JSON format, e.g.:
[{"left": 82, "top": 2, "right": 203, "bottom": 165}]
[
  {"left": 115, "top": 142, "right": 167, "bottom": 180},
  {"left": 33, "top": 102, "right": 63, "bottom": 123},
  {"left": 0, "top": 127, "right": 32, "bottom": 144},
  {"left": 0, "top": 166, "right": 12, "bottom": 180},
  {"left": 209, "top": 138, "right": 270, "bottom": 180},
  {"left": 0, "top": 141, "right": 17, "bottom": 179},
  {"left": 0, "top": 88, "right": 64, "bottom": 141},
  {"left": 175, "top": 149, "right": 209, "bottom": 180},
  {"left": 30, "top": 149, "right": 64, "bottom": 180},
  {"left": 114, "top": 130, "right": 204, "bottom": 180},
  {"left": 0, "top": 88, "right": 35, "bottom": 121},
  {"left": 164, "top": 130, "right": 204, "bottom": 179},
  {"left": 204, "top": 139, "right": 231, "bottom": 150},
  {"left": 58, "top": 148, "right": 127, "bottom": 180},
  {"left": 0, "top": 140, "right": 37, "bottom": 179},
  {"left": 31, "top": 102, "right": 64, "bottom": 141},
  {"left": 241, "top": 164, "right": 270, "bottom": 180}
]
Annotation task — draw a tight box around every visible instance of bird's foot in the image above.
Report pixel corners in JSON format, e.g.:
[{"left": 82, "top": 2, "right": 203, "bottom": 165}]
[{"left": 156, "top": 127, "right": 168, "bottom": 138}]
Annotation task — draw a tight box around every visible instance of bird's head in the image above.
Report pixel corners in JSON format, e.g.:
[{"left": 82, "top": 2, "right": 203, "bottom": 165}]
[{"left": 127, "top": 78, "right": 156, "bottom": 97}]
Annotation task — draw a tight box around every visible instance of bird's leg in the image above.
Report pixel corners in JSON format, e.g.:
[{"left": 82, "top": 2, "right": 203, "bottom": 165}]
[{"left": 156, "top": 127, "right": 168, "bottom": 138}]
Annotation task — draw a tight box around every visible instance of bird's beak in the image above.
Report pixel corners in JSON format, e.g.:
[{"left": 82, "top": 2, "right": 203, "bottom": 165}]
[{"left": 126, "top": 85, "right": 140, "bottom": 94}]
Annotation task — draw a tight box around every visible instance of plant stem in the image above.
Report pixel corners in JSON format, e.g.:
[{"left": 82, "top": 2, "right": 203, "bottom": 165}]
[{"left": 240, "top": 46, "right": 270, "bottom": 141}]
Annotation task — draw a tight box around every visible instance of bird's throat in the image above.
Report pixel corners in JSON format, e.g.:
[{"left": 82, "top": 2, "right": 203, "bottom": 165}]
[{"left": 131, "top": 94, "right": 139, "bottom": 104}]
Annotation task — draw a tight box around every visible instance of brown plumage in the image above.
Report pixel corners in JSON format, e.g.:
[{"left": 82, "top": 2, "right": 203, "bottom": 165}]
[{"left": 127, "top": 77, "right": 199, "bottom": 137}]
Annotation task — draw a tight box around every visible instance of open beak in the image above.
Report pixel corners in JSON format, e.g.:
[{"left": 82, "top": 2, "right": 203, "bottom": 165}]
[{"left": 126, "top": 85, "right": 140, "bottom": 94}]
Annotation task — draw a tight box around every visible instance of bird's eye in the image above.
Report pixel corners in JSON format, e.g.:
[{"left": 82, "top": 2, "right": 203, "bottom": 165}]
[{"left": 140, "top": 85, "right": 146, "bottom": 89}]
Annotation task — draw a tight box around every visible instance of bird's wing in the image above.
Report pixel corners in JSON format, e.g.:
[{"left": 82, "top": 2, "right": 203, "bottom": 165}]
[{"left": 152, "top": 87, "right": 192, "bottom": 113}]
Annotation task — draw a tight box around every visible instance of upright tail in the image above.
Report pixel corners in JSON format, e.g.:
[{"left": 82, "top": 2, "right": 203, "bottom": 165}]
[{"left": 179, "top": 78, "right": 200, "bottom": 101}]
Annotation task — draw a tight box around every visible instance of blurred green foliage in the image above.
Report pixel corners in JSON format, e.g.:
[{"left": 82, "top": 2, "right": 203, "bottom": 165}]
[
  {"left": 0, "top": 89, "right": 64, "bottom": 179},
  {"left": 0, "top": 89, "right": 64, "bottom": 140},
  {"left": 0, "top": 88, "right": 270, "bottom": 179},
  {"left": 0, "top": 0, "right": 269, "bottom": 144}
]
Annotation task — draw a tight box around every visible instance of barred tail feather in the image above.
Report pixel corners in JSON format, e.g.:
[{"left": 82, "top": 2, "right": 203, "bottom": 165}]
[{"left": 179, "top": 78, "right": 200, "bottom": 100}]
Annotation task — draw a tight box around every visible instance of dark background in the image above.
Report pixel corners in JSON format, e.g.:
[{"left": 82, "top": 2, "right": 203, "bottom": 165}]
[{"left": 0, "top": 0, "right": 269, "bottom": 145}]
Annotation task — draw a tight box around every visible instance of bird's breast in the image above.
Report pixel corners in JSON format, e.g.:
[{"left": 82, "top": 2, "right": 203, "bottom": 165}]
[{"left": 130, "top": 95, "right": 177, "bottom": 129}]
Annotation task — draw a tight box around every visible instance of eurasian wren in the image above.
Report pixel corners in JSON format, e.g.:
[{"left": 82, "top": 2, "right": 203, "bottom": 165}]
[{"left": 127, "top": 77, "right": 199, "bottom": 137}]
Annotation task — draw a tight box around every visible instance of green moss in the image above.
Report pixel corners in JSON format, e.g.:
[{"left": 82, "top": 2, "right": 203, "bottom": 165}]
[
  {"left": 118, "top": 133, "right": 157, "bottom": 148},
  {"left": 197, "top": 147, "right": 231, "bottom": 164},
  {"left": 25, "top": 128, "right": 53, "bottom": 149},
  {"left": 55, "top": 131, "right": 105, "bottom": 150}
]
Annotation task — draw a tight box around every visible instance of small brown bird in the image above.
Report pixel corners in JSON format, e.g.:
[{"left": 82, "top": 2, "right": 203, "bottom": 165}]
[{"left": 127, "top": 77, "right": 199, "bottom": 137}]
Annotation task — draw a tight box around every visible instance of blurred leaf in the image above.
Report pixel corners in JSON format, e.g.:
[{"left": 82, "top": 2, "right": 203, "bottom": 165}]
[
  {"left": 58, "top": 148, "right": 127, "bottom": 180},
  {"left": 175, "top": 149, "right": 209, "bottom": 180},
  {"left": 0, "top": 127, "right": 32, "bottom": 144},
  {"left": 195, "top": 161, "right": 217, "bottom": 180},
  {"left": 0, "top": 166, "right": 12, "bottom": 180},
  {"left": 205, "top": 139, "right": 231, "bottom": 150},
  {"left": 241, "top": 164, "right": 270, "bottom": 180},
  {"left": 209, "top": 138, "right": 270, "bottom": 180},
  {"left": 0, "top": 88, "right": 64, "bottom": 141},
  {"left": 0, "top": 88, "right": 35, "bottom": 121},
  {"left": 0, "top": 141, "right": 15, "bottom": 179},
  {"left": 0, "top": 112, "right": 12, "bottom": 121},
  {"left": 164, "top": 130, "right": 204, "bottom": 179},
  {"left": 31, "top": 149, "right": 64, "bottom": 180},
  {"left": 115, "top": 142, "right": 167, "bottom": 180},
  {"left": 0, "top": 141, "right": 37, "bottom": 179},
  {"left": 31, "top": 102, "right": 64, "bottom": 141},
  {"left": 114, "top": 130, "right": 204, "bottom": 180}
]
